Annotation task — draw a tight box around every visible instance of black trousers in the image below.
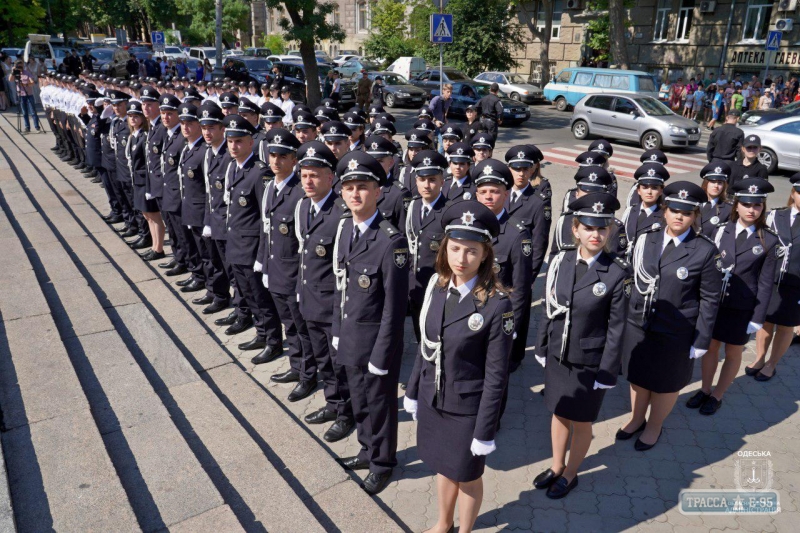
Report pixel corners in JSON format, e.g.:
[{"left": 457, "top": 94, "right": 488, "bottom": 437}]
[
  {"left": 511, "top": 301, "right": 531, "bottom": 364},
  {"left": 308, "top": 320, "right": 352, "bottom": 421},
  {"left": 111, "top": 175, "right": 136, "bottom": 231},
  {"left": 161, "top": 208, "right": 186, "bottom": 267},
  {"left": 97, "top": 166, "right": 121, "bottom": 216},
  {"left": 345, "top": 361, "right": 400, "bottom": 475},
  {"left": 191, "top": 227, "right": 229, "bottom": 303},
  {"left": 230, "top": 264, "right": 282, "bottom": 343},
  {"left": 271, "top": 291, "right": 315, "bottom": 382},
  {"left": 481, "top": 117, "right": 499, "bottom": 139},
  {"left": 215, "top": 239, "right": 250, "bottom": 318},
  {"left": 177, "top": 222, "right": 202, "bottom": 281}
]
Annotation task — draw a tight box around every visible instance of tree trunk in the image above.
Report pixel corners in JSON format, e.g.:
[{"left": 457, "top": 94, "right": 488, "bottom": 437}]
[
  {"left": 608, "top": 0, "right": 629, "bottom": 69},
  {"left": 517, "top": 1, "right": 552, "bottom": 84},
  {"left": 286, "top": 8, "right": 322, "bottom": 108}
]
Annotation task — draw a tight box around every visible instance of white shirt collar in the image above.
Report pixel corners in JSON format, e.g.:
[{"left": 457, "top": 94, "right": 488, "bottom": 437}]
[
  {"left": 736, "top": 221, "right": 756, "bottom": 236},
  {"left": 150, "top": 116, "right": 160, "bottom": 128},
  {"left": 211, "top": 142, "right": 224, "bottom": 156},
  {"left": 236, "top": 152, "right": 254, "bottom": 169},
  {"left": 167, "top": 124, "right": 180, "bottom": 137},
  {"left": 708, "top": 197, "right": 718, "bottom": 207},
  {"left": 577, "top": 248, "right": 602, "bottom": 267},
  {"left": 452, "top": 175, "right": 467, "bottom": 187},
  {"left": 312, "top": 190, "right": 333, "bottom": 214},
  {"left": 448, "top": 276, "right": 478, "bottom": 302},
  {"left": 187, "top": 136, "right": 203, "bottom": 149},
  {"left": 422, "top": 193, "right": 443, "bottom": 209},
  {"left": 354, "top": 209, "right": 379, "bottom": 235},
  {"left": 662, "top": 228, "right": 692, "bottom": 251},
  {"left": 791, "top": 206, "right": 799, "bottom": 219},
  {"left": 274, "top": 171, "right": 295, "bottom": 193},
  {"left": 496, "top": 208, "right": 506, "bottom": 220},
  {"left": 640, "top": 203, "right": 657, "bottom": 216},
  {"left": 512, "top": 183, "right": 529, "bottom": 195}
]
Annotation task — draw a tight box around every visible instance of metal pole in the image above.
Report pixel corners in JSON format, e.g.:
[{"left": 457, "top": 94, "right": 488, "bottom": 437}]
[
  {"left": 718, "top": 0, "right": 736, "bottom": 75},
  {"left": 764, "top": 50, "right": 771, "bottom": 85},
  {"left": 213, "top": 0, "right": 224, "bottom": 78},
  {"left": 439, "top": 0, "right": 444, "bottom": 95}
]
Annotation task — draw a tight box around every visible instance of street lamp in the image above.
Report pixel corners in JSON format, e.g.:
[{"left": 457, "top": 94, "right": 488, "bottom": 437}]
[{"left": 213, "top": 0, "right": 225, "bottom": 79}]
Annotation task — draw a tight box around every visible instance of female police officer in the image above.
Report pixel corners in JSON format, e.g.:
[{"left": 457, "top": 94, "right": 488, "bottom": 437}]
[
  {"left": 620, "top": 181, "right": 722, "bottom": 451},
  {"left": 404, "top": 201, "right": 513, "bottom": 533},
  {"left": 534, "top": 192, "right": 630, "bottom": 499}
]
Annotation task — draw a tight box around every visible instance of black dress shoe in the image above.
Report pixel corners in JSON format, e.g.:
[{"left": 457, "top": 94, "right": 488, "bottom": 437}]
[
  {"left": 165, "top": 265, "right": 188, "bottom": 277},
  {"left": 324, "top": 419, "right": 355, "bottom": 442},
  {"left": 615, "top": 420, "right": 647, "bottom": 441},
  {"left": 105, "top": 215, "right": 124, "bottom": 224},
  {"left": 179, "top": 279, "right": 204, "bottom": 293},
  {"left": 361, "top": 471, "right": 392, "bottom": 495},
  {"left": 225, "top": 316, "right": 254, "bottom": 336},
  {"left": 546, "top": 475, "right": 578, "bottom": 499},
  {"left": 175, "top": 277, "right": 194, "bottom": 286},
  {"left": 238, "top": 337, "right": 267, "bottom": 351},
  {"left": 114, "top": 225, "right": 131, "bottom": 234},
  {"left": 120, "top": 228, "right": 138, "bottom": 238},
  {"left": 130, "top": 237, "right": 153, "bottom": 250},
  {"left": 90, "top": 177, "right": 102, "bottom": 183},
  {"left": 745, "top": 365, "right": 765, "bottom": 376},
  {"left": 288, "top": 380, "right": 318, "bottom": 402},
  {"left": 755, "top": 369, "right": 776, "bottom": 382},
  {"left": 305, "top": 407, "right": 337, "bottom": 424},
  {"left": 336, "top": 456, "right": 370, "bottom": 471},
  {"left": 158, "top": 258, "right": 177, "bottom": 269},
  {"left": 202, "top": 300, "right": 229, "bottom": 315},
  {"left": 251, "top": 344, "right": 284, "bottom": 364},
  {"left": 700, "top": 397, "right": 722, "bottom": 415},
  {"left": 634, "top": 429, "right": 663, "bottom": 452},
  {"left": 215, "top": 310, "right": 239, "bottom": 326},
  {"left": 686, "top": 391, "right": 710, "bottom": 409},
  {"left": 271, "top": 369, "right": 300, "bottom": 383},
  {"left": 534, "top": 468, "right": 562, "bottom": 489},
  {"left": 139, "top": 250, "right": 166, "bottom": 261},
  {"left": 192, "top": 294, "right": 215, "bottom": 305}
]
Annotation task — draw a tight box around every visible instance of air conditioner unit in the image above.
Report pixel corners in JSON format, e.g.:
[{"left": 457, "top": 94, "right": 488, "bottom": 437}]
[
  {"left": 778, "top": 0, "right": 798, "bottom": 12},
  {"left": 565, "top": 0, "right": 582, "bottom": 10},
  {"left": 699, "top": 1, "right": 717, "bottom": 13},
  {"left": 776, "top": 18, "right": 794, "bottom": 31}
]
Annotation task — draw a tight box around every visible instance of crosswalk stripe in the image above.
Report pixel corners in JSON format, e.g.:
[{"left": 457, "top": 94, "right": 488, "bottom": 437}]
[
  {"left": 548, "top": 147, "right": 642, "bottom": 173},
  {"left": 542, "top": 151, "right": 636, "bottom": 179},
  {"left": 603, "top": 144, "right": 707, "bottom": 168}
]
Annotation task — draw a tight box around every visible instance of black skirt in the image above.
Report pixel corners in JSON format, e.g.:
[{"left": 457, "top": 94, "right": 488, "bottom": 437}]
[
  {"left": 133, "top": 182, "right": 159, "bottom": 213},
  {"left": 766, "top": 283, "right": 800, "bottom": 327},
  {"left": 417, "top": 400, "right": 485, "bottom": 483},
  {"left": 622, "top": 322, "right": 694, "bottom": 393},
  {"left": 712, "top": 306, "right": 753, "bottom": 346},
  {"left": 544, "top": 355, "right": 607, "bottom": 422}
]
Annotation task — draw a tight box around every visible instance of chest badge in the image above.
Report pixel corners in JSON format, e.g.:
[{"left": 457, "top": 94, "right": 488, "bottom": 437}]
[
  {"left": 358, "top": 274, "right": 371, "bottom": 288},
  {"left": 544, "top": 206, "right": 552, "bottom": 221},
  {"left": 316, "top": 245, "right": 327, "bottom": 257},
  {"left": 187, "top": 169, "right": 195, "bottom": 179},
  {"left": 468, "top": 313, "right": 484, "bottom": 331},
  {"left": 593, "top": 282, "right": 607, "bottom": 297},
  {"left": 238, "top": 196, "right": 248, "bottom": 207},
  {"left": 278, "top": 223, "right": 289, "bottom": 235},
  {"left": 429, "top": 240, "right": 440, "bottom": 252},
  {"left": 492, "top": 262, "right": 501, "bottom": 273},
  {"left": 463, "top": 192, "right": 472, "bottom": 200},
  {"left": 721, "top": 250, "right": 727, "bottom": 259},
  {"left": 753, "top": 245, "right": 763, "bottom": 256},
  {"left": 168, "top": 156, "right": 175, "bottom": 165},
  {"left": 710, "top": 216, "right": 719, "bottom": 225},
  {"left": 677, "top": 266, "right": 689, "bottom": 280},
  {"left": 152, "top": 146, "right": 159, "bottom": 154},
  {"left": 651, "top": 223, "right": 661, "bottom": 231},
  {"left": 215, "top": 181, "right": 223, "bottom": 190}
]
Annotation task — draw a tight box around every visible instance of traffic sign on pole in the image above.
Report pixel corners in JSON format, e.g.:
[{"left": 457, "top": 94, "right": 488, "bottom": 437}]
[
  {"left": 766, "top": 30, "right": 781, "bottom": 51},
  {"left": 430, "top": 14, "right": 454, "bottom": 44},
  {"left": 151, "top": 31, "right": 165, "bottom": 52}
]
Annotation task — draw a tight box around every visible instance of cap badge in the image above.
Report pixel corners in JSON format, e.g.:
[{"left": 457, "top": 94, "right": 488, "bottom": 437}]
[
  {"left": 447, "top": 127, "right": 453, "bottom": 133},
  {"left": 482, "top": 166, "right": 493, "bottom": 175},
  {"left": 330, "top": 126, "right": 337, "bottom": 134},
  {"left": 650, "top": 154, "right": 657, "bottom": 160},
  {"left": 479, "top": 137, "right": 485, "bottom": 143},
  {"left": 347, "top": 159, "right": 359, "bottom": 171},
  {"left": 586, "top": 157, "right": 593, "bottom": 164},
  {"left": 598, "top": 143, "right": 604, "bottom": 150},
  {"left": 456, "top": 148, "right": 464, "bottom": 155},
  {"left": 423, "top": 157, "right": 431, "bottom": 166},
  {"left": 267, "top": 109, "right": 273, "bottom": 116},
  {"left": 230, "top": 119, "right": 238, "bottom": 128},
  {"left": 517, "top": 151, "right": 525, "bottom": 159},
  {"left": 224, "top": 96, "right": 229, "bottom": 102},
  {"left": 461, "top": 211, "right": 475, "bottom": 226},
  {"left": 592, "top": 202, "right": 604, "bottom": 214},
  {"left": 307, "top": 147, "right": 316, "bottom": 157},
  {"left": 274, "top": 134, "right": 282, "bottom": 144},
  {"left": 202, "top": 110, "right": 209, "bottom": 118},
  {"left": 750, "top": 136, "right": 755, "bottom": 141},
  {"left": 714, "top": 166, "right": 722, "bottom": 174},
  {"left": 588, "top": 172, "right": 598, "bottom": 182},
  {"left": 410, "top": 134, "right": 417, "bottom": 141},
  {"left": 748, "top": 184, "right": 759, "bottom": 194},
  {"left": 371, "top": 142, "right": 378, "bottom": 150},
  {"left": 647, "top": 168, "right": 656, "bottom": 177},
  {"left": 678, "top": 189, "right": 689, "bottom": 200}
]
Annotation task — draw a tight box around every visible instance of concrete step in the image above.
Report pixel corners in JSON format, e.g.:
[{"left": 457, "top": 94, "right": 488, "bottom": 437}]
[
  {"left": 0, "top": 119, "right": 380, "bottom": 531},
  {"left": 0, "top": 416, "right": 15, "bottom": 533}
]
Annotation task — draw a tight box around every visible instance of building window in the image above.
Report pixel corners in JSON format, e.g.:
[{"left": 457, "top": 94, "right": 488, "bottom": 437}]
[
  {"left": 675, "top": 0, "right": 694, "bottom": 42},
  {"left": 332, "top": 6, "right": 340, "bottom": 26},
  {"left": 742, "top": 0, "right": 773, "bottom": 42},
  {"left": 653, "top": 0, "right": 670, "bottom": 42},
  {"left": 537, "top": 0, "right": 563, "bottom": 40},
  {"left": 357, "top": 1, "right": 370, "bottom": 33}
]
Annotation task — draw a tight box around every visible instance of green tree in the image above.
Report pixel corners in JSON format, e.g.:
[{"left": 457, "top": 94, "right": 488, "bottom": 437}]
[
  {"left": 175, "top": 0, "right": 249, "bottom": 44},
  {"left": 265, "top": 0, "right": 345, "bottom": 108},
  {"left": 585, "top": 0, "right": 634, "bottom": 65},
  {"left": 364, "top": 0, "right": 415, "bottom": 67},
  {"left": 0, "top": 0, "right": 45, "bottom": 46},
  {"left": 260, "top": 33, "right": 286, "bottom": 54}
]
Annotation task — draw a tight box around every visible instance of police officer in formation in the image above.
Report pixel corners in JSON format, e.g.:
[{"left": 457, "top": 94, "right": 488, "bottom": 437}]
[{"left": 699, "top": 161, "right": 734, "bottom": 237}]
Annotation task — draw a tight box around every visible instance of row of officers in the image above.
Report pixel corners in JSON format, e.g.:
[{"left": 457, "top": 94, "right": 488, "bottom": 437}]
[{"left": 41, "top": 78, "right": 800, "bottom": 532}]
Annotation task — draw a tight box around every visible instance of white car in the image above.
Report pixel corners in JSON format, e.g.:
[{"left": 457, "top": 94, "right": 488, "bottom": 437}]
[
  {"left": 333, "top": 54, "right": 360, "bottom": 66},
  {"left": 268, "top": 55, "right": 300, "bottom": 63},
  {"left": 474, "top": 71, "right": 545, "bottom": 104},
  {"left": 161, "top": 46, "right": 186, "bottom": 61},
  {"left": 740, "top": 116, "right": 800, "bottom": 173},
  {"left": 188, "top": 47, "right": 219, "bottom": 66}
]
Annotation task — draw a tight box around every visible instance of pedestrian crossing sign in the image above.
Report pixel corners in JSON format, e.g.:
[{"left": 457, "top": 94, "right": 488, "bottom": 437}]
[
  {"left": 431, "top": 14, "right": 454, "bottom": 44},
  {"left": 766, "top": 31, "right": 781, "bottom": 51}
]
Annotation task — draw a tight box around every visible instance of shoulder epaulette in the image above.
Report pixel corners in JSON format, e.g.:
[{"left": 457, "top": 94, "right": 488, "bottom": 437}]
[
  {"left": 765, "top": 226, "right": 778, "bottom": 236},
  {"left": 394, "top": 180, "right": 408, "bottom": 191},
  {"left": 560, "top": 243, "right": 577, "bottom": 250},
  {"left": 255, "top": 161, "right": 267, "bottom": 169},
  {"left": 379, "top": 219, "right": 401, "bottom": 237},
  {"left": 716, "top": 221, "right": 728, "bottom": 227},
  {"left": 697, "top": 233, "right": 715, "bottom": 244},
  {"left": 538, "top": 191, "right": 549, "bottom": 201},
  {"left": 508, "top": 215, "right": 528, "bottom": 233},
  {"left": 612, "top": 255, "right": 630, "bottom": 270}
]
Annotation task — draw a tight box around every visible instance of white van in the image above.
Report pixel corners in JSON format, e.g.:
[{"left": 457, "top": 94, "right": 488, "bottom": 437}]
[
  {"left": 23, "top": 34, "right": 55, "bottom": 66},
  {"left": 189, "top": 47, "right": 219, "bottom": 66},
  {"left": 103, "top": 37, "right": 117, "bottom": 45},
  {"left": 386, "top": 57, "right": 426, "bottom": 82}
]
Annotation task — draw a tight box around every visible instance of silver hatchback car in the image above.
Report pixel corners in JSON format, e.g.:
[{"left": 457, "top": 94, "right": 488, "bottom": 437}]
[{"left": 570, "top": 93, "right": 701, "bottom": 151}]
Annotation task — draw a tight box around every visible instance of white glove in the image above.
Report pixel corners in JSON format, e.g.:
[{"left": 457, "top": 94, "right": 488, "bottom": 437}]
[
  {"left": 253, "top": 260, "right": 262, "bottom": 273},
  {"left": 202, "top": 225, "right": 211, "bottom": 238},
  {"left": 470, "top": 438, "right": 496, "bottom": 456},
  {"left": 262, "top": 274, "right": 268, "bottom": 288},
  {"left": 368, "top": 362, "right": 388, "bottom": 376},
  {"left": 332, "top": 336, "right": 339, "bottom": 350},
  {"left": 689, "top": 346, "right": 707, "bottom": 359},
  {"left": 593, "top": 381, "right": 614, "bottom": 390},
  {"left": 747, "top": 322, "right": 763, "bottom": 334},
  {"left": 145, "top": 192, "right": 153, "bottom": 200},
  {"left": 535, "top": 354, "right": 546, "bottom": 368},
  {"left": 403, "top": 396, "right": 418, "bottom": 421},
  {"left": 187, "top": 225, "right": 192, "bottom": 230}
]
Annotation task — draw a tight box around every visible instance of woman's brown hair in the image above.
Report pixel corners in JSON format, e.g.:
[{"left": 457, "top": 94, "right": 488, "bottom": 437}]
[
  {"left": 731, "top": 198, "right": 768, "bottom": 247},
  {"left": 529, "top": 162, "right": 542, "bottom": 189},
  {"left": 570, "top": 218, "right": 612, "bottom": 252},
  {"left": 702, "top": 178, "right": 728, "bottom": 203},
  {"left": 665, "top": 205, "right": 702, "bottom": 233},
  {"left": 434, "top": 235, "right": 509, "bottom": 305},
  {"left": 787, "top": 189, "right": 799, "bottom": 208}
]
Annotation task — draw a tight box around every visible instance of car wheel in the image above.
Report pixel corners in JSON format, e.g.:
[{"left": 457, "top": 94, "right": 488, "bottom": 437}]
[
  {"left": 510, "top": 92, "right": 520, "bottom": 101},
  {"left": 758, "top": 148, "right": 778, "bottom": 173},
  {"left": 572, "top": 120, "right": 589, "bottom": 140},
  {"left": 641, "top": 131, "right": 662, "bottom": 150},
  {"left": 384, "top": 93, "right": 395, "bottom": 108},
  {"left": 555, "top": 97, "right": 568, "bottom": 112}
]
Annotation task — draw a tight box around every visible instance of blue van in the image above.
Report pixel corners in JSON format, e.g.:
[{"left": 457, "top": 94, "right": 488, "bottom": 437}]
[{"left": 543, "top": 67, "right": 658, "bottom": 112}]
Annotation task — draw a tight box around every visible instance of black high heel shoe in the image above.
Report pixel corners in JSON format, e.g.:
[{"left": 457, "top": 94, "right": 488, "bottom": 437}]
[{"left": 615, "top": 420, "right": 646, "bottom": 441}]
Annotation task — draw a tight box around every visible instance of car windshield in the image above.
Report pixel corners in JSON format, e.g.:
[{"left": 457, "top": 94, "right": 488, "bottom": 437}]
[
  {"left": 316, "top": 65, "right": 332, "bottom": 77},
  {"left": 94, "top": 49, "right": 113, "bottom": 61},
  {"left": 165, "top": 47, "right": 181, "bottom": 54},
  {"left": 381, "top": 74, "right": 409, "bottom": 85},
  {"left": 635, "top": 97, "right": 673, "bottom": 116},
  {"left": 443, "top": 69, "right": 470, "bottom": 81},
  {"left": 506, "top": 74, "right": 527, "bottom": 84},
  {"left": 472, "top": 85, "right": 492, "bottom": 98},
  {"left": 53, "top": 48, "right": 69, "bottom": 59},
  {"left": 205, "top": 49, "right": 216, "bottom": 58},
  {"left": 244, "top": 59, "right": 272, "bottom": 70},
  {"left": 360, "top": 62, "right": 380, "bottom": 71}
]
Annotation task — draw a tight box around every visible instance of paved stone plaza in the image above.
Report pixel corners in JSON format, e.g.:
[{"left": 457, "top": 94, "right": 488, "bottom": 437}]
[{"left": 0, "top": 113, "right": 799, "bottom": 532}]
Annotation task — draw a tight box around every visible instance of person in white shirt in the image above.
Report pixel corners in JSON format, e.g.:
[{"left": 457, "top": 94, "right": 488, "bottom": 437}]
[{"left": 279, "top": 86, "right": 295, "bottom": 127}]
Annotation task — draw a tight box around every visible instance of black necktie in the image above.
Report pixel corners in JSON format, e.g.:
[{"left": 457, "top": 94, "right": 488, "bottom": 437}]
[
  {"left": 351, "top": 227, "right": 361, "bottom": 248},
  {"left": 444, "top": 288, "right": 461, "bottom": 322},
  {"left": 575, "top": 258, "right": 589, "bottom": 281},
  {"left": 637, "top": 208, "right": 648, "bottom": 226},
  {"left": 513, "top": 191, "right": 520, "bottom": 204},
  {"left": 662, "top": 239, "right": 676, "bottom": 262},
  {"left": 421, "top": 206, "right": 430, "bottom": 223},
  {"left": 736, "top": 229, "right": 749, "bottom": 249},
  {"left": 309, "top": 205, "right": 317, "bottom": 227}
]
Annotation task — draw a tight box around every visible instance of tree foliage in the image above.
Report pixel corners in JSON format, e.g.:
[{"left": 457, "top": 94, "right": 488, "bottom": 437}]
[
  {"left": 585, "top": 0, "right": 634, "bottom": 65},
  {"left": 260, "top": 33, "right": 286, "bottom": 54},
  {"left": 175, "top": 0, "right": 249, "bottom": 44},
  {"left": 1, "top": 0, "right": 46, "bottom": 46},
  {"left": 364, "top": 0, "right": 415, "bottom": 66}
]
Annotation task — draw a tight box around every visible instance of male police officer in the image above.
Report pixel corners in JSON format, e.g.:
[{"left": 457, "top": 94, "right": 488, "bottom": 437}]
[
  {"left": 365, "top": 135, "right": 411, "bottom": 229},
  {"left": 477, "top": 83, "right": 504, "bottom": 138},
  {"left": 332, "top": 151, "right": 409, "bottom": 495}
]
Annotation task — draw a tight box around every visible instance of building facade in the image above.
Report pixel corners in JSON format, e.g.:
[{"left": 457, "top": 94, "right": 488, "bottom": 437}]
[{"left": 515, "top": 1, "right": 800, "bottom": 83}]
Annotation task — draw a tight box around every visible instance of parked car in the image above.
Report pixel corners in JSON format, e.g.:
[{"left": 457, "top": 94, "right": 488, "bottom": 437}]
[
  {"left": 386, "top": 57, "right": 426, "bottom": 83},
  {"left": 1, "top": 47, "right": 25, "bottom": 59},
  {"left": 272, "top": 61, "right": 356, "bottom": 108},
  {"left": 740, "top": 116, "right": 800, "bottom": 173},
  {"left": 333, "top": 54, "right": 360, "bottom": 66},
  {"left": 188, "top": 47, "right": 219, "bottom": 66},
  {"left": 570, "top": 93, "right": 701, "bottom": 150},
  {"left": 315, "top": 50, "right": 333, "bottom": 63},
  {"left": 241, "top": 57, "right": 274, "bottom": 85},
  {"left": 338, "top": 58, "right": 381, "bottom": 79},
  {"left": 431, "top": 82, "right": 531, "bottom": 126},
  {"left": 474, "top": 71, "right": 545, "bottom": 104},
  {"left": 287, "top": 50, "right": 301, "bottom": 57},
  {"left": 741, "top": 100, "right": 800, "bottom": 127},
  {"left": 366, "top": 71, "right": 426, "bottom": 107},
  {"left": 161, "top": 46, "right": 186, "bottom": 61},
  {"left": 409, "top": 68, "right": 472, "bottom": 96},
  {"left": 268, "top": 54, "right": 300, "bottom": 63},
  {"left": 244, "top": 47, "right": 273, "bottom": 57},
  {"left": 94, "top": 47, "right": 132, "bottom": 78},
  {"left": 544, "top": 67, "right": 659, "bottom": 112}
]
